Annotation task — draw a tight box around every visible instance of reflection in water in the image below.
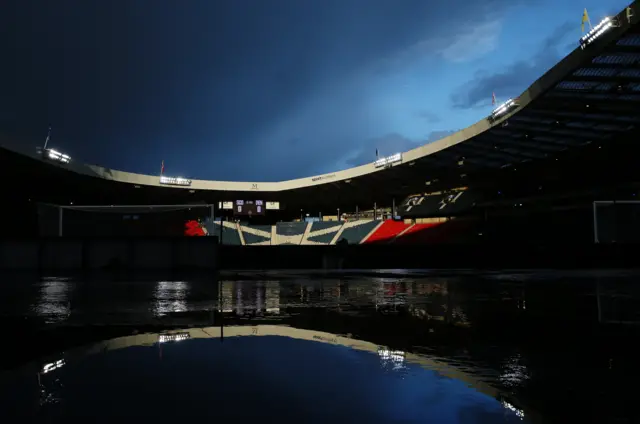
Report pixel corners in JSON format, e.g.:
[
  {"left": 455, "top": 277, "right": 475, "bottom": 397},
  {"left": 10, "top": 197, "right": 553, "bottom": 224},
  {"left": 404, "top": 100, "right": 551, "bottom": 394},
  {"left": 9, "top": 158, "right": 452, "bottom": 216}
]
[
  {"left": 378, "top": 348, "right": 407, "bottom": 372},
  {"left": 153, "top": 281, "right": 188, "bottom": 316},
  {"left": 158, "top": 333, "right": 190, "bottom": 343},
  {"left": 500, "top": 354, "right": 529, "bottom": 389},
  {"left": 2, "top": 271, "right": 640, "bottom": 423},
  {"left": 5, "top": 327, "right": 527, "bottom": 423},
  {"left": 30, "top": 277, "right": 72, "bottom": 322}
]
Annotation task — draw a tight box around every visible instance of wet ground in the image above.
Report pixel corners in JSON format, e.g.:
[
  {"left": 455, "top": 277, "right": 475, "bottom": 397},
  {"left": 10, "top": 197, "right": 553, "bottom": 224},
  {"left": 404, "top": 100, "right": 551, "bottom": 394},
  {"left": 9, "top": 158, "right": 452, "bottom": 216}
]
[{"left": 0, "top": 269, "right": 639, "bottom": 423}]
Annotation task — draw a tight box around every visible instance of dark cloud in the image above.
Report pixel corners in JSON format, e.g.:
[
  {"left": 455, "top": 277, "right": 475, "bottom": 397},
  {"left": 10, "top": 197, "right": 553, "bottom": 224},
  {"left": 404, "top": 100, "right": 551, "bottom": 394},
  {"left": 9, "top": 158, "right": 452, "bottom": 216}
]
[
  {"left": 2, "top": 0, "right": 537, "bottom": 181},
  {"left": 450, "top": 21, "right": 575, "bottom": 110}
]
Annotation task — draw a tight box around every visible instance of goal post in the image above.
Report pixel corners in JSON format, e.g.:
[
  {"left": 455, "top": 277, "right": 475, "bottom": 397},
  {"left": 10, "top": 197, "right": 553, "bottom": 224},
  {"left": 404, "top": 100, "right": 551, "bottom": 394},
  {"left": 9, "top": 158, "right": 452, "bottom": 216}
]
[
  {"left": 593, "top": 201, "right": 640, "bottom": 243},
  {"left": 37, "top": 203, "right": 215, "bottom": 237}
]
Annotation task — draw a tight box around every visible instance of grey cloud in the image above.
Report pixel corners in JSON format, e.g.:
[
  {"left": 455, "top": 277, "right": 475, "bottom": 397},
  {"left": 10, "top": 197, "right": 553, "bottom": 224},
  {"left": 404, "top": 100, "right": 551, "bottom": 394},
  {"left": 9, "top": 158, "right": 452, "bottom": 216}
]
[
  {"left": 450, "top": 21, "right": 575, "bottom": 109},
  {"left": 417, "top": 111, "right": 442, "bottom": 123},
  {"left": 372, "top": 0, "right": 539, "bottom": 76}
]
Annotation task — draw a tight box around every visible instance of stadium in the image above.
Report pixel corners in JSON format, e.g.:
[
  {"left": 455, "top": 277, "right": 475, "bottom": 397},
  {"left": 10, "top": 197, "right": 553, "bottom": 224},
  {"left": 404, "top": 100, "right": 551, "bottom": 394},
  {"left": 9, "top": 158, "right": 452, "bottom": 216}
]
[{"left": 2, "top": 2, "right": 640, "bottom": 249}]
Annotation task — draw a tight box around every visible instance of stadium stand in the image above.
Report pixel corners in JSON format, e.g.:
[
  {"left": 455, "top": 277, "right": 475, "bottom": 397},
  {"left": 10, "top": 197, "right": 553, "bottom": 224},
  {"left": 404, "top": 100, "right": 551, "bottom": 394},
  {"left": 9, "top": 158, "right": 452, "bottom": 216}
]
[
  {"left": 400, "top": 190, "right": 478, "bottom": 217},
  {"left": 364, "top": 220, "right": 411, "bottom": 244},
  {"left": 274, "top": 222, "right": 307, "bottom": 245},
  {"left": 240, "top": 224, "right": 272, "bottom": 246},
  {"left": 210, "top": 221, "right": 242, "bottom": 245},
  {"left": 337, "top": 220, "right": 380, "bottom": 244},
  {"left": 303, "top": 221, "right": 343, "bottom": 245}
]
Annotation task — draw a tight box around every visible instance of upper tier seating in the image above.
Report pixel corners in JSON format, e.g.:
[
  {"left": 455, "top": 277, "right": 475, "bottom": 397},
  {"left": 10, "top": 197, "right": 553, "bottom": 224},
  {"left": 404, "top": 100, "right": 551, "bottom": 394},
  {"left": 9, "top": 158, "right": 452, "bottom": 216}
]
[{"left": 400, "top": 190, "right": 478, "bottom": 217}]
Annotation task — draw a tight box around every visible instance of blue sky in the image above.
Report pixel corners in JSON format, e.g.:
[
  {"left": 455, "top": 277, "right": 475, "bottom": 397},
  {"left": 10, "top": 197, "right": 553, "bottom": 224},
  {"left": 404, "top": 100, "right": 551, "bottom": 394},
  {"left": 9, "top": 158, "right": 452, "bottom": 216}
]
[{"left": 0, "top": 0, "right": 630, "bottom": 181}]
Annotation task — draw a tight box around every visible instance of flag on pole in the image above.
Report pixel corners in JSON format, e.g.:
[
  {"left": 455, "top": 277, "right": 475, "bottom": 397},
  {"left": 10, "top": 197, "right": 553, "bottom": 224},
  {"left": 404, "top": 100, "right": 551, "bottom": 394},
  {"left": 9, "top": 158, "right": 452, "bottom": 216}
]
[
  {"left": 44, "top": 126, "right": 51, "bottom": 149},
  {"left": 491, "top": 92, "right": 497, "bottom": 106},
  {"left": 161, "top": 160, "right": 165, "bottom": 175},
  {"left": 581, "top": 8, "right": 592, "bottom": 33}
]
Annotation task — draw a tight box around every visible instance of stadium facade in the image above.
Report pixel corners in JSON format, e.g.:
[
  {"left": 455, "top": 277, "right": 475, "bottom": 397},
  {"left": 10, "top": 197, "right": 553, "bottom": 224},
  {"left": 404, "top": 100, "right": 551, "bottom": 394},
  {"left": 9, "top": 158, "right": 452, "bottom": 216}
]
[{"left": 2, "top": 1, "right": 640, "bottom": 244}]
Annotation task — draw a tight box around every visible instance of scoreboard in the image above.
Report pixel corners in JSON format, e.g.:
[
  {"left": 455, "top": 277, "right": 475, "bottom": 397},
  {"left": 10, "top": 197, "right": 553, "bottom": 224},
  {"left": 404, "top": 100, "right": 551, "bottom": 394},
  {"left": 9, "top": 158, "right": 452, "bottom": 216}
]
[
  {"left": 219, "top": 200, "right": 280, "bottom": 216},
  {"left": 233, "top": 200, "right": 265, "bottom": 216}
]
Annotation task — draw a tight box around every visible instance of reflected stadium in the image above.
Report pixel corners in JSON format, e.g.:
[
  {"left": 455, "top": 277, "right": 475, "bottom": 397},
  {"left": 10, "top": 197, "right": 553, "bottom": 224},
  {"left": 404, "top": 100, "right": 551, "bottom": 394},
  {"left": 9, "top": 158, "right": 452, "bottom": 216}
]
[{"left": 1, "top": 274, "right": 639, "bottom": 422}]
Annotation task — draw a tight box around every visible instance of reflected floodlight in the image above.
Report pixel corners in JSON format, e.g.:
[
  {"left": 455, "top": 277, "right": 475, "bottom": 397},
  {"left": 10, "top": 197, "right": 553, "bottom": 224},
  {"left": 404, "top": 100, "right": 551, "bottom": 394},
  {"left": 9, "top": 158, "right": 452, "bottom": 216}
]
[
  {"left": 580, "top": 17, "right": 614, "bottom": 49},
  {"left": 502, "top": 400, "right": 525, "bottom": 420},
  {"left": 159, "top": 176, "right": 192, "bottom": 186},
  {"left": 374, "top": 152, "right": 402, "bottom": 168},
  {"left": 158, "top": 333, "right": 190, "bottom": 343},
  {"left": 490, "top": 98, "right": 518, "bottom": 120},
  {"left": 46, "top": 149, "right": 71, "bottom": 164},
  {"left": 42, "top": 359, "right": 65, "bottom": 374}
]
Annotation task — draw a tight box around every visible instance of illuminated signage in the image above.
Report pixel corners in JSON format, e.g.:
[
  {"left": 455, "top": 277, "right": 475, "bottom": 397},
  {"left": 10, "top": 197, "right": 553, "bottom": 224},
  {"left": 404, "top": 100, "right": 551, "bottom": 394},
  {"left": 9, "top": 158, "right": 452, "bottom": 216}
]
[
  {"left": 160, "top": 176, "right": 192, "bottom": 186},
  {"left": 266, "top": 201, "right": 280, "bottom": 210},
  {"left": 374, "top": 153, "right": 402, "bottom": 168},
  {"left": 219, "top": 201, "right": 233, "bottom": 210}
]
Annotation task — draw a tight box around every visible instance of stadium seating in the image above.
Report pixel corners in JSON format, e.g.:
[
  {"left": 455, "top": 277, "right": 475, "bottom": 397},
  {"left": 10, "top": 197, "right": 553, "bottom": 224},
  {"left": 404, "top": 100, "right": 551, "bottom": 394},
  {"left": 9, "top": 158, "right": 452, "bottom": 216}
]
[
  {"left": 364, "top": 220, "right": 410, "bottom": 244},
  {"left": 240, "top": 224, "right": 272, "bottom": 245},
  {"left": 273, "top": 222, "right": 308, "bottom": 245},
  {"left": 210, "top": 221, "right": 242, "bottom": 245},
  {"left": 197, "top": 218, "right": 473, "bottom": 245},
  {"left": 392, "top": 223, "right": 443, "bottom": 244},
  {"left": 302, "top": 221, "right": 343, "bottom": 245},
  {"left": 400, "top": 190, "right": 477, "bottom": 217},
  {"left": 338, "top": 220, "right": 380, "bottom": 244}
]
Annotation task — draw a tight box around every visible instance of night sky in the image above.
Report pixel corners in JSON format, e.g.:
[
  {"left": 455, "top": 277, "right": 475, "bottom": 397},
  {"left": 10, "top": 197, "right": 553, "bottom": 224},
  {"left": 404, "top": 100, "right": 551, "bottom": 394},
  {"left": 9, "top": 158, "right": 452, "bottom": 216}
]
[{"left": 0, "top": 0, "right": 628, "bottom": 182}]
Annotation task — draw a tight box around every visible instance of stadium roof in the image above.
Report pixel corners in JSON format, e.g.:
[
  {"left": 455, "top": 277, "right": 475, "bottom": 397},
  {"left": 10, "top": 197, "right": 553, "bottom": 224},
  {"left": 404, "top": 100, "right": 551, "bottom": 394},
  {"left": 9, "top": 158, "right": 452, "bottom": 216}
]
[{"left": 2, "top": 1, "right": 640, "bottom": 211}]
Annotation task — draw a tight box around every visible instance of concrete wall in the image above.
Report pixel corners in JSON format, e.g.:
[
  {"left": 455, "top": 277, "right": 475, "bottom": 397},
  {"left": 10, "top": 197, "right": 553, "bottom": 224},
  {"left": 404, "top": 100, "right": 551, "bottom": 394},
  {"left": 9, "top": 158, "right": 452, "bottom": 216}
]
[{"left": 0, "top": 237, "right": 219, "bottom": 271}]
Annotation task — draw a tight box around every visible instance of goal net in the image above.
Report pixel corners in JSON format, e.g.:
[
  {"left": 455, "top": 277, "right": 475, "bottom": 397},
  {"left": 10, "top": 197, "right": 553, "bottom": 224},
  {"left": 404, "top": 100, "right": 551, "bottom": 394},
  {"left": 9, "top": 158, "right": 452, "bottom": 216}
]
[
  {"left": 593, "top": 201, "right": 640, "bottom": 243},
  {"left": 37, "top": 203, "right": 215, "bottom": 237}
]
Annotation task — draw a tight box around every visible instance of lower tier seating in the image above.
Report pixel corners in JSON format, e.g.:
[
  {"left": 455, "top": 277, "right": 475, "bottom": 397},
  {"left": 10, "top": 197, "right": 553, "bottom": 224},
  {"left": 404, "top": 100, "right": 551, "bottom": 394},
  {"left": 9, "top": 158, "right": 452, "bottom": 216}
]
[{"left": 363, "top": 220, "right": 410, "bottom": 244}]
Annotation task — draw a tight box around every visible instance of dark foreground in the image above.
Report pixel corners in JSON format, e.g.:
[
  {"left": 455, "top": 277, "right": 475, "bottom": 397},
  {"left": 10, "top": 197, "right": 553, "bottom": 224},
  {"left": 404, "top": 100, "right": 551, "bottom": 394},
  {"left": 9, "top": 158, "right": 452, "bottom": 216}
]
[
  {"left": 222, "top": 243, "right": 640, "bottom": 269},
  {"left": 0, "top": 270, "right": 639, "bottom": 423}
]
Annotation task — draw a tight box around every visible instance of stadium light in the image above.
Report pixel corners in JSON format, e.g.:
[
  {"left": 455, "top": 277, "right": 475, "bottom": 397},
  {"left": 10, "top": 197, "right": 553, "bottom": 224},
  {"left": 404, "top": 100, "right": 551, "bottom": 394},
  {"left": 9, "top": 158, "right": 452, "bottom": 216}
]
[
  {"left": 159, "top": 176, "right": 192, "bottom": 186},
  {"left": 490, "top": 98, "right": 518, "bottom": 120},
  {"left": 158, "top": 333, "right": 190, "bottom": 343},
  {"left": 580, "top": 17, "right": 614, "bottom": 49},
  {"left": 46, "top": 149, "right": 71, "bottom": 164},
  {"left": 374, "top": 152, "right": 402, "bottom": 168}
]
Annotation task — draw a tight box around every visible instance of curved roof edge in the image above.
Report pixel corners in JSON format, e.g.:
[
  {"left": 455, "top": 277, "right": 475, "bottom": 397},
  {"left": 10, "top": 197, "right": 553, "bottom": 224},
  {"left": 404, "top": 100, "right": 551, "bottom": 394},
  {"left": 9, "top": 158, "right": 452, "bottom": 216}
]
[
  {"left": 51, "top": 325, "right": 500, "bottom": 398},
  {"left": 1, "top": 3, "right": 633, "bottom": 195}
]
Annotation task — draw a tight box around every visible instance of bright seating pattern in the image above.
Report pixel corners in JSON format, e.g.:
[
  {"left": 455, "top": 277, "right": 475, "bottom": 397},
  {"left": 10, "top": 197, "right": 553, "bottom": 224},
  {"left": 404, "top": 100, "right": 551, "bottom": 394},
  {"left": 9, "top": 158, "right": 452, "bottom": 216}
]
[
  {"left": 274, "top": 222, "right": 307, "bottom": 245},
  {"left": 304, "top": 221, "right": 343, "bottom": 245},
  {"left": 241, "top": 225, "right": 271, "bottom": 245},
  {"left": 363, "top": 220, "right": 410, "bottom": 244},
  {"left": 338, "top": 220, "right": 380, "bottom": 244},
  {"left": 199, "top": 219, "right": 469, "bottom": 245}
]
